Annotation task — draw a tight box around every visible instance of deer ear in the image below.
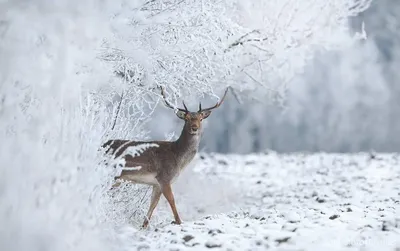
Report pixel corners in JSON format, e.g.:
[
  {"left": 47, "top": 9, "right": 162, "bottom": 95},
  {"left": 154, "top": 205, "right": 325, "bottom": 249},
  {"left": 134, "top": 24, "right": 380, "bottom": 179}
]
[
  {"left": 201, "top": 110, "right": 211, "bottom": 119},
  {"left": 176, "top": 110, "right": 187, "bottom": 120}
]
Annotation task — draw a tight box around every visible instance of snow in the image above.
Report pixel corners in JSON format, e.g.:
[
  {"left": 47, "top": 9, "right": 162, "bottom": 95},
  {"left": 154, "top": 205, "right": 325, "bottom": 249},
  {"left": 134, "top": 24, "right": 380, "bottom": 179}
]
[{"left": 116, "top": 152, "right": 400, "bottom": 250}]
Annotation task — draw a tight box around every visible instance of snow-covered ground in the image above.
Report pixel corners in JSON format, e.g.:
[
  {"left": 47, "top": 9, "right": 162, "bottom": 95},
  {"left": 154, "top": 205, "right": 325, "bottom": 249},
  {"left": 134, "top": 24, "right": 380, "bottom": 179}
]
[{"left": 114, "top": 152, "right": 400, "bottom": 251}]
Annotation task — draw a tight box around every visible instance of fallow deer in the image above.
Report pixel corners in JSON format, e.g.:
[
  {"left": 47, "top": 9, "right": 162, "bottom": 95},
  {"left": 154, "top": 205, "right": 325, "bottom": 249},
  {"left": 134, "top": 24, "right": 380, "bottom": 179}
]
[{"left": 102, "top": 87, "right": 229, "bottom": 228}]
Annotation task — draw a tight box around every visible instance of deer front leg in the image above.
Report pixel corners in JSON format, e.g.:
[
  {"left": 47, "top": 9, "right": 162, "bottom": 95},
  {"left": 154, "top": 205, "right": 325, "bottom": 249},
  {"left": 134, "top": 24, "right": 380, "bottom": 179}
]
[
  {"left": 161, "top": 183, "right": 182, "bottom": 225},
  {"left": 142, "top": 185, "right": 162, "bottom": 228}
]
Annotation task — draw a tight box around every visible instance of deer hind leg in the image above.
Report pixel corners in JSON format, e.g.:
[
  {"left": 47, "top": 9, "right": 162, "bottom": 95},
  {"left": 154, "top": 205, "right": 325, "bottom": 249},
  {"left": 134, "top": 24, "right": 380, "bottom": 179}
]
[
  {"left": 142, "top": 185, "right": 162, "bottom": 228},
  {"left": 161, "top": 183, "right": 182, "bottom": 225}
]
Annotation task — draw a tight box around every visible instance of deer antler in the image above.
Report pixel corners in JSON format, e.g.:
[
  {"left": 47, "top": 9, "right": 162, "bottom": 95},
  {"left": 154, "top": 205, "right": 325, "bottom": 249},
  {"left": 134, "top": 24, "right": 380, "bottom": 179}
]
[
  {"left": 182, "top": 101, "right": 189, "bottom": 111},
  {"left": 198, "top": 88, "right": 229, "bottom": 112},
  {"left": 159, "top": 86, "right": 188, "bottom": 112}
]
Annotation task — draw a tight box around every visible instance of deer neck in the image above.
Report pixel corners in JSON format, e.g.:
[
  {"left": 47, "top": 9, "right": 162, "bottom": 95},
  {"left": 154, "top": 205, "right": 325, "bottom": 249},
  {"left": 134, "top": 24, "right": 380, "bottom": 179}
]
[{"left": 174, "top": 122, "right": 201, "bottom": 157}]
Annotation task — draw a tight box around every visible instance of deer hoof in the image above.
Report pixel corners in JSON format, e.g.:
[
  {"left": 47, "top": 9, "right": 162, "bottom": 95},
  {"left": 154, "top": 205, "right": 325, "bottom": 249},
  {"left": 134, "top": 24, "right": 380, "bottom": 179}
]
[
  {"left": 142, "top": 221, "right": 149, "bottom": 229},
  {"left": 171, "top": 220, "right": 182, "bottom": 225}
]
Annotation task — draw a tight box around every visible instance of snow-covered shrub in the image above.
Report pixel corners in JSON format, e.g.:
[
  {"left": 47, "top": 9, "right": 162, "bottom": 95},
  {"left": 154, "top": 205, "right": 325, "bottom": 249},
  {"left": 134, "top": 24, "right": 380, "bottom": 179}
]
[{"left": 0, "top": 2, "right": 122, "bottom": 251}]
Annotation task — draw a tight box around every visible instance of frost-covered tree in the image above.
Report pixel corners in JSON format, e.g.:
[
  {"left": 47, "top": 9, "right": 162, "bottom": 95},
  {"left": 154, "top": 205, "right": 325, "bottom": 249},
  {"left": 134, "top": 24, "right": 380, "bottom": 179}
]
[
  {"left": 200, "top": 0, "right": 400, "bottom": 153},
  {"left": 101, "top": 0, "right": 372, "bottom": 121}
]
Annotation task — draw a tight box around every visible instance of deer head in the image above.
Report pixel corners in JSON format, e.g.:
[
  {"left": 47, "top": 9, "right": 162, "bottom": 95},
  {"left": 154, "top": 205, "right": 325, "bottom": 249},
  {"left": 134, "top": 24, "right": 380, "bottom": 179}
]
[{"left": 160, "top": 87, "right": 229, "bottom": 135}]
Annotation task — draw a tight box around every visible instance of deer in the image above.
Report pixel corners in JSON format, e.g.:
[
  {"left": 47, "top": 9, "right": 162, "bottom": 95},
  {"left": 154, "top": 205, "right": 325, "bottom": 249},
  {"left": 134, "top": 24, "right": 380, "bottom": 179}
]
[{"left": 102, "top": 87, "right": 229, "bottom": 228}]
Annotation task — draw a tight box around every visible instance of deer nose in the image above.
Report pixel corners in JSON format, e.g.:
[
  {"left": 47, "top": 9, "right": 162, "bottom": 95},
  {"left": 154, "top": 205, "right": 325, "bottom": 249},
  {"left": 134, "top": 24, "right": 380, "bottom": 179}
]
[{"left": 191, "top": 125, "right": 199, "bottom": 131}]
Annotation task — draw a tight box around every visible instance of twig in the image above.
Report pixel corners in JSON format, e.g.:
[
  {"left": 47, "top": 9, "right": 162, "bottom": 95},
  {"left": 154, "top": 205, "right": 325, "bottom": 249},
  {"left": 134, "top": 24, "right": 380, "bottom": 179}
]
[
  {"left": 148, "top": 0, "right": 185, "bottom": 18},
  {"left": 225, "top": 30, "right": 268, "bottom": 52},
  {"left": 111, "top": 91, "right": 125, "bottom": 131},
  {"left": 244, "top": 71, "right": 264, "bottom": 87},
  {"left": 250, "top": 44, "right": 271, "bottom": 53},
  {"left": 129, "top": 187, "right": 151, "bottom": 219},
  {"left": 230, "top": 87, "right": 242, "bottom": 104},
  {"left": 157, "top": 60, "right": 167, "bottom": 71}
]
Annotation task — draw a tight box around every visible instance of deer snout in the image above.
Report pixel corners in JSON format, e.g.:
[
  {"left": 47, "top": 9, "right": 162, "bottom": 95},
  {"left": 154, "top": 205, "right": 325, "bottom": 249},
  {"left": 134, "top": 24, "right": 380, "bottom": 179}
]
[{"left": 191, "top": 125, "right": 199, "bottom": 132}]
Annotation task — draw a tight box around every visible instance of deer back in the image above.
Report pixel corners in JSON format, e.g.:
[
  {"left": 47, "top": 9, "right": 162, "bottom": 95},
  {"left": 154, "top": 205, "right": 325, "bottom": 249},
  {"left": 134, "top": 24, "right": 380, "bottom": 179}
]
[{"left": 102, "top": 138, "right": 198, "bottom": 183}]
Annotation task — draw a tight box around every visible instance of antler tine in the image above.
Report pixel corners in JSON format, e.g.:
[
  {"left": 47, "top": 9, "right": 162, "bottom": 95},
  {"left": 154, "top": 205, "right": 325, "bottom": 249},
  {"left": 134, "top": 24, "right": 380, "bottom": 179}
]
[
  {"left": 200, "top": 88, "right": 229, "bottom": 112},
  {"left": 198, "top": 102, "right": 202, "bottom": 112},
  {"left": 159, "top": 86, "right": 175, "bottom": 109},
  {"left": 182, "top": 101, "right": 189, "bottom": 111},
  {"left": 159, "top": 86, "right": 186, "bottom": 112}
]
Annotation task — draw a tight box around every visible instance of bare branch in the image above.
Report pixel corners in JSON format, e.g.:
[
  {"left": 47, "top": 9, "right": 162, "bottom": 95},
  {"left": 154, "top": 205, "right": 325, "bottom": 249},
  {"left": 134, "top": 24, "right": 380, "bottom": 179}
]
[
  {"left": 225, "top": 30, "right": 268, "bottom": 52},
  {"left": 230, "top": 87, "right": 242, "bottom": 105},
  {"left": 111, "top": 91, "right": 125, "bottom": 131}
]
